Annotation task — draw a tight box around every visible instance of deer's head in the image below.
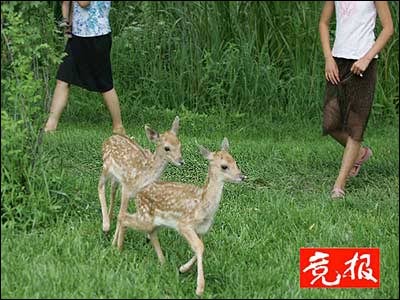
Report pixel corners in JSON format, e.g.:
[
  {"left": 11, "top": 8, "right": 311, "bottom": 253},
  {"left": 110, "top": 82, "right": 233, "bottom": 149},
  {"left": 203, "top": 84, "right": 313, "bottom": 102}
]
[
  {"left": 199, "top": 137, "right": 245, "bottom": 183},
  {"left": 145, "top": 116, "right": 184, "bottom": 167}
]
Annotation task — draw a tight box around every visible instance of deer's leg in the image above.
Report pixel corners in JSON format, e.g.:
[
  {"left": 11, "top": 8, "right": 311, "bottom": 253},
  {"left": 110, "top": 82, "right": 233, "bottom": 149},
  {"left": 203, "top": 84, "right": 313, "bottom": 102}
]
[
  {"left": 179, "top": 255, "right": 197, "bottom": 273},
  {"left": 112, "top": 222, "right": 119, "bottom": 246},
  {"left": 122, "top": 212, "right": 154, "bottom": 232},
  {"left": 112, "top": 185, "right": 131, "bottom": 250},
  {"left": 98, "top": 168, "right": 110, "bottom": 232},
  {"left": 179, "top": 236, "right": 201, "bottom": 272},
  {"left": 121, "top": 212, "right": 155, "bottom": 251},
  {"left": 179, "top": 226, "right": 205, "bottom": 296},
  {"left": 148, "top": 230, "right": 165, "bottom": 264},
  {"left": 108, "top": 177, "right": 118, "bottom": 222}
]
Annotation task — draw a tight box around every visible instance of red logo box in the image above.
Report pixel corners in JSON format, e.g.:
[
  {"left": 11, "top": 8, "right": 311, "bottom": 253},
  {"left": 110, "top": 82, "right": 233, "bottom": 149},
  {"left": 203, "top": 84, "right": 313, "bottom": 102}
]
[{"left": 300, "top": 248, "right": 380, "bottom": 288}]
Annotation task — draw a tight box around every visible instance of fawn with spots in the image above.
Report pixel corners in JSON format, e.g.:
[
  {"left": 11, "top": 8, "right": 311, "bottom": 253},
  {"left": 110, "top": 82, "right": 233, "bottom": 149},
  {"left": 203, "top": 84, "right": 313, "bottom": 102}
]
[
  {"left": 120, "top": 137, "right": 245, "bottom": 296},
  {"left": 98, "top": 116, "right": 184, "bottom": 250}
]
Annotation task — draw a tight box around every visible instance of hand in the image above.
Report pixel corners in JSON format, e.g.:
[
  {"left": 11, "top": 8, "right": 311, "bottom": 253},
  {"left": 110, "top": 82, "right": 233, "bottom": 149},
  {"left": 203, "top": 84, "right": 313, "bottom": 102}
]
[
  {"left": 325, "top": 57, "right": 340, "bottom": 85},
  {"left": 64, "top": 25, "right": 72, "bottom": 39},
  {"left": 351, "top": 57, "right": 371, "bottom": 77}
]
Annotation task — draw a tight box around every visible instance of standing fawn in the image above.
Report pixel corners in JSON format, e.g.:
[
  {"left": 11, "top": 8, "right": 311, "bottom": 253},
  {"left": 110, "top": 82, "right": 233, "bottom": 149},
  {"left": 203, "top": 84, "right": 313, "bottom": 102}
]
[
  {"left": 121, "top": 138, "right": 245, "bottom": 296},
  {"left": 98, "top": 116, "right": 184, "bottom": 250}
]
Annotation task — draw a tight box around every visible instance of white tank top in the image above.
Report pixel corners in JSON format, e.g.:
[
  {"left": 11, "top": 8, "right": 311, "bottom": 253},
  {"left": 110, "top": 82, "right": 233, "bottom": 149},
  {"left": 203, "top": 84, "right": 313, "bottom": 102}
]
[{"left": 332, "top": 1, "right": 378, "bottom": 60}]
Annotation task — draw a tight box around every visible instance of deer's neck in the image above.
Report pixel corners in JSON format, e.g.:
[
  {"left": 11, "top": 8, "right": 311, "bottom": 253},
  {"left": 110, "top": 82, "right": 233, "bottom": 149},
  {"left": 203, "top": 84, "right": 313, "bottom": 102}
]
[
  {"left": 201, "top": 167, "right": 225, "bottom": 217},
  {"left": 142, "top": 149, "right": 167, "bottom": 187}
]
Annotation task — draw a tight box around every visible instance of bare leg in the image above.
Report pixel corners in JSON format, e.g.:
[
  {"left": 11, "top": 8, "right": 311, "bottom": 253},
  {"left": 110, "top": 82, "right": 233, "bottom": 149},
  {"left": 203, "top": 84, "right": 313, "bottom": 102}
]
[
  {"left": 98, "top": 169, "right": 110, "bottom": 232},
  {"left": 179, "top": 226, "right": 205, "bottom": 296},
  {"left": 333, "top": 136, "right": 361, "bottom": 191},
  {"left": 102, "top": 88, "right": 125, "bottom": 134},
  {"left": 329, "top": 130, "right": 367, "bottom": 176},
  {"left": 149, "top": 230, "right": 165, "bottom": 264},
  {"left": 44, "top": 80, "right": 70, "bottom": 132}
]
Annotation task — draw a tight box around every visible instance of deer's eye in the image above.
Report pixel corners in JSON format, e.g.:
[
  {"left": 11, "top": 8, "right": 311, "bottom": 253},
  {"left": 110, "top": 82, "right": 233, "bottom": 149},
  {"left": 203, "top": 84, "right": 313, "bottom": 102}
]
[
  {"left": 221, "top": 165, "right": 228, "bottom": 170},
  {"left": 164, "top": 146, "right": 170, "bottom": 152}
]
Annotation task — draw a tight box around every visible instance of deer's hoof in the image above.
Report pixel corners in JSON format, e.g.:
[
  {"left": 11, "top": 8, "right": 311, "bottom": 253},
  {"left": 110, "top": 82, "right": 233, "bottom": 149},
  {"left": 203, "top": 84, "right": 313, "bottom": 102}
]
[
  {"left": 196, "top": 286, "right": 204, "bottom": 296},
  {"left": 179, "top": 265, "right": 190, "bottom": 273},
  {"left": 102, "top": 222, "right": 110, "bottom": 233}
]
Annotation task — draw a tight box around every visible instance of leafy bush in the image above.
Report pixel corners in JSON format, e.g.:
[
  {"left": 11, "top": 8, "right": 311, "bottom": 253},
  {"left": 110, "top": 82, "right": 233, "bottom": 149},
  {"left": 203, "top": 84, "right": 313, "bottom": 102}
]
[{"left": 1, "top": 2, "right": 65, "bottom": 230}]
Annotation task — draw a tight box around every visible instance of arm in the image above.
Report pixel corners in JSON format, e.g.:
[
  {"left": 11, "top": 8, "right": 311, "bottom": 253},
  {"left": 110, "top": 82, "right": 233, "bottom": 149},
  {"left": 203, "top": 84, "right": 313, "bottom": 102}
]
[
  {"left": 351, "top": 1, "right": 394, "bottom": 75},
  {"left": 319, "top": 1, "right": 340, "bottom": 84},
  {"left": 77, "top": 1, "right": 90, "bottom": 8},
  {"left": 61, "top": 1, "right": 69, "bottom": 20}
]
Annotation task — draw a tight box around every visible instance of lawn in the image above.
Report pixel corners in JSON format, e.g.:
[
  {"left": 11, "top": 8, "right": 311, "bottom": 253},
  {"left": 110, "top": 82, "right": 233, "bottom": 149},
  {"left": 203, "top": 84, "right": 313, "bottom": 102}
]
[{"left": 1, "top": 112, "right": 399, "bottom": 299}]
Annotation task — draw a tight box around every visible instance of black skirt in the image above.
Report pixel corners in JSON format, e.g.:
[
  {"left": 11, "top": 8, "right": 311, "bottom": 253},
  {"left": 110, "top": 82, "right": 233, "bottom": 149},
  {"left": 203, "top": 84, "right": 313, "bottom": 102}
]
[
  {"left": 56, "top": 33, "right": 114, "bottom": 93},
  {"left": 322, "top": 57, "right": 377, "bottom": 142}
]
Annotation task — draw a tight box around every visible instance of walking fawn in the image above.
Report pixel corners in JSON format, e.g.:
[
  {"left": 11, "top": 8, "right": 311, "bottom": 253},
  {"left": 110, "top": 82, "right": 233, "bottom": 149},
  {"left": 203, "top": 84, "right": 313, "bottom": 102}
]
[
  {"left": 98, "top": 116, "right": 184, "bottom": 250},
  {"left": 121, "top": 138, "right": 245, "bottom": 296}
]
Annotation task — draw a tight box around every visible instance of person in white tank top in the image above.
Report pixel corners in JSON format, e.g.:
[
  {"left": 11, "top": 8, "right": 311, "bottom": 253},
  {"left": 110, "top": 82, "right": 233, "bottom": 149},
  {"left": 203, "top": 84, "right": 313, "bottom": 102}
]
[{"left": 319, "top": 1, "right": 394, "bottom": 199}]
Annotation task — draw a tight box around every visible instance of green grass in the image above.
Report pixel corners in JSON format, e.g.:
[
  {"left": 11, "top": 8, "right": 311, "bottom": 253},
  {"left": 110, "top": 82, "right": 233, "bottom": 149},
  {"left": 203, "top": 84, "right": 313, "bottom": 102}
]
[
  {"left": 1, "top": 112, "right": 399, "bottom": 299},
  {"left": 1, "top": 2, "right": 398, "bottom": 298}
]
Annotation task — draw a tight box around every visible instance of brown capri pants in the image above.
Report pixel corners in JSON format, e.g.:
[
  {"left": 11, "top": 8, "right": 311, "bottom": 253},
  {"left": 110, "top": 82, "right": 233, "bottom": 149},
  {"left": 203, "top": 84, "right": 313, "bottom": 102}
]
[{"left": 322, "top": 57, "right": 377, "bottom": 142}]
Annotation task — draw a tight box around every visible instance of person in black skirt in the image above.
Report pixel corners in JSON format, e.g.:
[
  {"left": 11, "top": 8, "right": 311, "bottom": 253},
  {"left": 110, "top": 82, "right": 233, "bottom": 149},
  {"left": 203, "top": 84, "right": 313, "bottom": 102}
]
[{"left": 44, "top": 1, "right": 125, "bottom": 135}]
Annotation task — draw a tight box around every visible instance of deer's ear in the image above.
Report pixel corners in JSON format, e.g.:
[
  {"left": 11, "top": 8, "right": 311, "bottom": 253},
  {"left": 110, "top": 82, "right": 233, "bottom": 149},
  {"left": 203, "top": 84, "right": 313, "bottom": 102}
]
[
  {"left": 171, "top": 116, "right": 179, "bottom": 135},
  {"left": 198, "top": 145, "right": 213, "bottom": 160},
  {"left": 145, "top": 125, "right": 160, "bottom": 143},
  {"left": 221, "top": 137, "right": 229, "bottom": 151}
]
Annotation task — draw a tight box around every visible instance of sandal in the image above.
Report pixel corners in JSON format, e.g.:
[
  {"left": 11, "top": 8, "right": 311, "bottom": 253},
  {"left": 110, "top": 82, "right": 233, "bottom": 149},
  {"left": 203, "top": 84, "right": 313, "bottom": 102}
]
[
  {"left": 331, "top": 187, "right": 345, "bottom": 199},
  {"left": 349, "top": 147, "right": 372, "bottom": 177}
]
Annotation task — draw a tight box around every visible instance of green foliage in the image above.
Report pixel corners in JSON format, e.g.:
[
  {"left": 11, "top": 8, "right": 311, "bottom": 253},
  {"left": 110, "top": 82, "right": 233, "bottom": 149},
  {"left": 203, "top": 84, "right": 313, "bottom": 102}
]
[
  {"left": 103, "top": 1, "right": 399, "bottom": 122},
  {"left": 1, "top": 2, "right": 65, "bottom": 230}
]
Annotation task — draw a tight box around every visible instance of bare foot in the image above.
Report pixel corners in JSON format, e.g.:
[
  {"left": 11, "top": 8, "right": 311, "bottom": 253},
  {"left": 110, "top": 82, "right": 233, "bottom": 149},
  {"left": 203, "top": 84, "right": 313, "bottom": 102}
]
[
  {"left": 331, "top": 186, "right": 345, "bottom": 199},
  {"left": 44, "top": 127, "right": 57, "bottom": 133},
  {"left": 44, "top": 118, "right": 58, "bottom": 133}
]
